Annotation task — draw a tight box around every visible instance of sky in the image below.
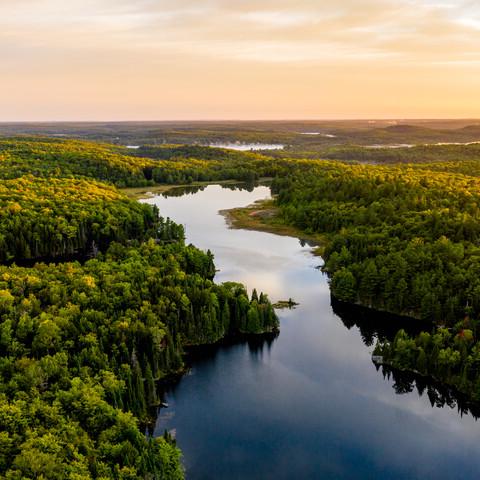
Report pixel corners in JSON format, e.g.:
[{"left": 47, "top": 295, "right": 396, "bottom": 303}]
[{"left": 1, "top": 0, "right": 479, "bottom": 120}]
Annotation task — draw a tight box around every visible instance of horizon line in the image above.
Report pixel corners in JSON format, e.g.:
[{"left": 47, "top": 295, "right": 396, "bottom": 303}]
[{"left": 1, "top": 117, "right": 480, "bottom": 124}]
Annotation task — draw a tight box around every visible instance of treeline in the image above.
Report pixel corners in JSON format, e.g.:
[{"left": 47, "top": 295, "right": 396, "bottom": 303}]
[
  {"left": 0, "top": 138, "right": 155, "bottom": 187},
  {"left": 0, "top": 138, "right": 281, "bottom": 189},
  {"left": 0, "top": 239, "right": 277, "bottom": 478},
  {"left": 318, "top": 143, "right": 480, "bottom": 165},
  {"left": 135, "top": 144, "right": 264, "bottom": 162},
  {"left": 374, "top": 325, "right": 480, "bottom": 404},
  {"left": 332, "top": 297, "right": 480, "bottom": 419},
  {"left": 272, "top": 161, "right": 480, "bottom": 323},
  {"left": 377, "top": 361, "right": 480, "bottom": 419},
  {"left": 0, "top": 137, "right": 280, "bottom": 478},
  {"left": 0, "top": 176, "right": 161, "bottom": 263},
  {"left": 137, "top": 145, "right": 279, "bottom": 184},
  {"left": 266, "top": 156, "right": 480, "bottom": 407}
]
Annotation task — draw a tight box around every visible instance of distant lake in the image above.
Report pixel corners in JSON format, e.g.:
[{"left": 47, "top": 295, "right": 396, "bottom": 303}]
[
  {"left": 207, "top": 143, "right": 284, "bottom": 151},
  {"left": 366, "top": 141, "right": 480, "bottom": 149},
  {"left": 143, "top": 184, "right": 480, "bottom": 480},
  {"left": 300, "top": 132, "right": 336, "bottom": 137}
]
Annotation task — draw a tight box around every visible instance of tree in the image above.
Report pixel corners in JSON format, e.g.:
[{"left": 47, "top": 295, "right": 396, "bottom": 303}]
[{"left": 331, "top": 268, "right": 357, "bottom": 303}]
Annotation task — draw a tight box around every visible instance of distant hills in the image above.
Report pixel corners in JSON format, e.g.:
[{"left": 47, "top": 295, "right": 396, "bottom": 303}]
[{"left": 1, "top": 120, "right": 480, "bottom": 151}]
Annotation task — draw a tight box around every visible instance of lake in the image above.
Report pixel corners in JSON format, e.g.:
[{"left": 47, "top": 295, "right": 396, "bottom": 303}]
[
  {"left": 143, "top": 184, "right": 480, "bottom": 480},
  {"left": 207, "top": 143, "right": 284, "bottom": 151}
]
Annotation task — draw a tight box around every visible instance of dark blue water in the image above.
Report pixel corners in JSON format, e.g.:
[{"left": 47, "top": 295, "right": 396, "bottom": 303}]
[{"left": 143, "top": 185, "right": 480, "bottom": 480}]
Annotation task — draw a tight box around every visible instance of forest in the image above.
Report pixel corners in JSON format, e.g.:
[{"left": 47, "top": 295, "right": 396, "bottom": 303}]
[
  {"left": 0, "top": 176, "right": 161, "bottom": 263},
  {"left": 0, "top": 138, "right": 280, "bottom": 188},
  {"left": 0, "top": 139, "right": 154, "bottom": 187},
  {"left": 0, "top": 240, "right": 277, "bottom": 478},
  {"left": 373, "top": 326, "right": 480, "bottom": 405},
  {"left": 5, "top": 133, "right": 480, "bottom": 473},
  {"left": 271, "top": 161, "right": 480, "bottom": 323},
  {"left": 0, "top": 138, "right": 278, "bottom": 479},
  {"left": 316, "top": 143, "right": 480, "bottom": 165},
  {"left": 2, "top": 120, "right": 480, "bottom": 150},
  {"left": 0, "top": 138, "right": 281, "bottom": 264},
  {"left": 334, "top": 298, "right": 480, "bottom": 419},
  {"left": 267, "top": 153, "right": 480, "bottom": 403}
]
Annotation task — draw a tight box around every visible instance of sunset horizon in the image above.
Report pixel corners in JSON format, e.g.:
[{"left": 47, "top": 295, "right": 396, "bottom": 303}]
[
  {"left": 2, "top": 117, "right": 480, "bottom": 123},
  {"left": 2, "top": 0, "right": 479, "bottom": 121}
]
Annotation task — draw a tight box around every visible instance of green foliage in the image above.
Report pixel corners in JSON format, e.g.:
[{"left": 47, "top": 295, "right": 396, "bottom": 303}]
[
  {"left": 318, "top": 143, "right": 480, "bottom": 168},
  {"left": 269, "top": 152, "right": 480, "bottom": 403},
  {"left": 0, "top": 137, "right": 279, "bottom": 479},
  {"left": 0, "top": 381, "right": 184, "bottom": 480},
  {"left": 0, "top": 240, "right": 277, "bottom": 478},
  {"left": 272, "top": 160, "right": 480, "bottom": 323},
  {"left": 0, "top": 138, "right": 279, "bottom": 189},
  {"left": 134, "top": 145, "right": 278, "bottom": 184},
  {"left": 376, "top": 322, "right": 480, "bottom": 402},
  {"left": 0, "top": 176, "right": 162, "bottom": 263},
  {"left": 0, "top": 138, "right": 155, "bottom": 187},
  {"left": 331, "top": 268, "right": 357, "bottom": 303}
]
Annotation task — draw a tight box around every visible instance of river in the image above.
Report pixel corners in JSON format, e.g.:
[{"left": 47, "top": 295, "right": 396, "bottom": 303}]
[{"left": 142, "top": 184, "right": 480, "bottom": 480}]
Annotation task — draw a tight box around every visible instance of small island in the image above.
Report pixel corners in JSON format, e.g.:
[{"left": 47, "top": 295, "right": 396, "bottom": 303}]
[{"left": 273, "top": 299, "right": 300, "bottom": 309}]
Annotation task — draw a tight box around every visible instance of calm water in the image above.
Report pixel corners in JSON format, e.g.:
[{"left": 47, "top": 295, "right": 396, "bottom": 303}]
[
  {"left": 207, "top": 143, "right": 284, "bottom": 151},
  {"left": 143, "top": 185, "right": 480, "bottom": 480}
]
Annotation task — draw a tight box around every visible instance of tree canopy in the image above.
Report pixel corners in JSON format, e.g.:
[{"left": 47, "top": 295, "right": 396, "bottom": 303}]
[{"left": 0, "top": 137, "right": 279, "bottom": 479}]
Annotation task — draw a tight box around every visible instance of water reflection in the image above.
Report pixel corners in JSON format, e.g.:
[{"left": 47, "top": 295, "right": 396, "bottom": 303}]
[
  {"left": 332, "top": 297, "right": 429, "bottom": 345},
  {"left": 186, "top": 332, "right": 279, "bottom": 365},
  {"left": 206, "top": 143, "right": 284, "bottom": 151},
  {"left": 161, "top": 185, "right": 207, "bottom": 197},
  {"left": 378, "top": 365, "right": 480, "bottom": 420},
  {"left": 144, "top": 184, "right": 480, "bottom": 480},
  {"left": 334, "top": 297, "right": 480, "bottom": 420},
  {"left": 161, "top": 182, "right": 257, "bottom": 198}
]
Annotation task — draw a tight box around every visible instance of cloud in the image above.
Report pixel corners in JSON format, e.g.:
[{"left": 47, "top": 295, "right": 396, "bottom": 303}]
[
  {"left": 2, "top": 0, "right": 480, "bottom": 64},
  {"left": 0, "top": 0, "right": 479, "bottom": 119}
]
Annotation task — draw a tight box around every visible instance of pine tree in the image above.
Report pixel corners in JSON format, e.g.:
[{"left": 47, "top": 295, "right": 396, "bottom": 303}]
[{"left": 145, "top": 362, "right": 158, "bottom": 406}]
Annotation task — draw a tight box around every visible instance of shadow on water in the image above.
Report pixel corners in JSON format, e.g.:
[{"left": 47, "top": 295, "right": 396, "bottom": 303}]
[
  {"left": 161, "top": 181, "right": 258, "bottom": 198},
  {"left": 184, "top": 331, "right": 279, "bottom": 365},
  {"left": 332, "top": 296, "right": 480, "bottom": 420},
  {"left": 377, "top": 364, "right": 480, "bottom": 420},
  {"left": 147, "top": 184, "right": 480, "bottom": 478},
  {"left": 332, "top": 295, "right": 431, "bottom": 345},
  {"left": 147, "top": 332, "right": 279, "bottom": 436},
  {"left": 161, "top": 185, "right": 207, "bottom": 197}
]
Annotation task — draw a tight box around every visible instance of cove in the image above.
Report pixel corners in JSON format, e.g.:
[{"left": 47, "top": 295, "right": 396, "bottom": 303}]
[{"left": 142, "top": 184, "right": 480, "bottom": 480}]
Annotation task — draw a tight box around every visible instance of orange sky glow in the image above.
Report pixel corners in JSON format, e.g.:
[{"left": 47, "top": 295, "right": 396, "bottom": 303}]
[{"left": 1, "top": 0, "right": 479, "bottom": 120}]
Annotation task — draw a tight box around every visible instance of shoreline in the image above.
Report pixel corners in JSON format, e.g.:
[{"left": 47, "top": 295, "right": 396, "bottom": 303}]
[
  {"left": 121, "top": 179, "right": 246, "bottom": 199},
  {"left": 127, "top": 180, "right": 477, "bottom": 412},
  {"left": 121, "top": 177, "right": 273, "bottom": 200},
  {"left": 377, "top": 361, "right": 480, "bottom": 416},
  {"left": 220, "top": 198, "right": 325, "bottom": 256}
]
